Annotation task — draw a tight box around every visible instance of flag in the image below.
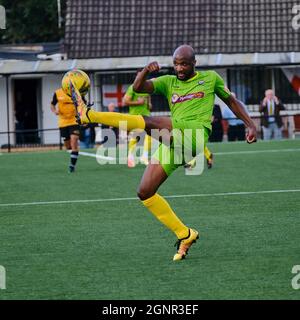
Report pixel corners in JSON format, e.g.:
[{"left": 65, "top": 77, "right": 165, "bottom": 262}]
[
  {"left": 102, "top": 84, "right": 130, "bottom": 107},
  {"left": 281, "top": 68, "right": 300, "bottom": 96}
]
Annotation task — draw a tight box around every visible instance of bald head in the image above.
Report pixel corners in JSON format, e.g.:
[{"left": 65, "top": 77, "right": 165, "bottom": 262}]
[
  {"left": 173, "top": 45, "right": 195, "bottom": 61},
  {"left": 172, "top": 45, "right": 196, "bottom": 81},
  {"left": 265, "top": 89, "right": 274, "bottom": 100}
]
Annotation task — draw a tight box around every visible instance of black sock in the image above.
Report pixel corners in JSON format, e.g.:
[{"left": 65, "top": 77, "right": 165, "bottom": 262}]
[{"left": 70, "top": 151, "right": 79, "bottom": 167}]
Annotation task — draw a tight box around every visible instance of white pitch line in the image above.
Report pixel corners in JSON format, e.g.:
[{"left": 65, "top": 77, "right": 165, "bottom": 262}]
[
  {"left": 78, "top": 151, "right": 115, "bottom": 161},
  {"left": 0, "top": 189, "right": 299, "bottom": 208},
  {"left": 214, "top": 148, "right": 300, "bottom": 155},
  {"left": 77, "top": 148, "right": 300, "bottom": 160}
]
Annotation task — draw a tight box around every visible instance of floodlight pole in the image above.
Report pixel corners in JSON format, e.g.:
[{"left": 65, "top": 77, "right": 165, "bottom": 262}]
[{"left": 57, "top": 0, "right": 62, "bottom": 28}]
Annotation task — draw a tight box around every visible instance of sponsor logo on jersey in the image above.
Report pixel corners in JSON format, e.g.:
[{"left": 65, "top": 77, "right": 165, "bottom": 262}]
[{"left": 171, "top": 91, "right": 205, "bottom": 104}]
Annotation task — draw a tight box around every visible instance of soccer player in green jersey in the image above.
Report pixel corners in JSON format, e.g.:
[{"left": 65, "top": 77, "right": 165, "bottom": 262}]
[
  {"left": 70, "top": 45, "right": 257, "bottom": 261},
  {"left": 123, "top": 76, "right": 152, "bottom": 167}
]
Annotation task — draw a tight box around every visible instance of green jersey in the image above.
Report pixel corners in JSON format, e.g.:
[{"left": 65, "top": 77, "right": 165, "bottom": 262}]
[
  {"left": 152, "top": 71, "right": 231, "bottom": 131},
  {"left": 125, "top": 85, "right": 151, "bottom": 116}
]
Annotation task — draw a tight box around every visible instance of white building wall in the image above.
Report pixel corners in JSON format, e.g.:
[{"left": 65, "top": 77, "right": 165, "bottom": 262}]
[
  {"left": 0, "top": 74, "right": 64, "bottom": 146},
  {"left": 0, "top": 76, "right": 14, "bottom": 147},
  {"left": 0, "top": 76, "right": 8, "bottom": 146},
  {"left": 41, "top": 74, "right": 63, "bottom": 144}
]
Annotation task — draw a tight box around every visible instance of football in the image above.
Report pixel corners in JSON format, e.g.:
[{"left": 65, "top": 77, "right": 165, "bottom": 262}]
[{"left": 61, "top": 69, "right": 90, "bottom": 96}]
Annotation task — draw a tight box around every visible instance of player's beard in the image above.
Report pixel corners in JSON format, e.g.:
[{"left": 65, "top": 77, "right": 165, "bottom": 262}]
[{"left": 176, "top": 69, "right": 195, "bottom": 81}]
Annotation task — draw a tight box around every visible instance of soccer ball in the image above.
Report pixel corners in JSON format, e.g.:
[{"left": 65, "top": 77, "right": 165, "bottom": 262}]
[{"left": 61, "top": 69, "right": 90, "bottom": 96}]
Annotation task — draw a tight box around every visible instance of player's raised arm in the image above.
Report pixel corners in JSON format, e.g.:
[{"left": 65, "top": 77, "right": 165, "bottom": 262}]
[
  {"left": 122, "top": 95, "right": 145, "bottom": 106},
  {"left": 50, "top": 92, "right": 59, "bottom": 115},
  {"left": 133, "top": 62, "right": 160, "bottom": 94},
  {"left": 214, "top": 71, "right": 257, "bottom": 143}
]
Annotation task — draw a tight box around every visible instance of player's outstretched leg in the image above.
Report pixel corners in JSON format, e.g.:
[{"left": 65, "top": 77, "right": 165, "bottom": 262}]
[
  {"left": 137, "top": 162, "right": 199, "bottom": 261},
  {"left": 70, "top": 82, "right": 146, "bottom": 131},
  {"left": 71, "top": 83, "right": 173, "bottom": 136}
]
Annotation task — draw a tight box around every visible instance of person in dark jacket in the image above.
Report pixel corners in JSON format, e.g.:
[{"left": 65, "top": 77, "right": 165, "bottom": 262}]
[
  {"left": 259, "top": 89, "right": 285, "bottom": 140},
  {"left": 209, "top": 104, "right": 223, "bottom": 142}
]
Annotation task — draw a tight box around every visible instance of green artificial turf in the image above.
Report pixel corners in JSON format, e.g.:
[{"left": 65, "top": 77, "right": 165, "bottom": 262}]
[{"left": 0, "top": 139, "right": 299, "bottom": 299}]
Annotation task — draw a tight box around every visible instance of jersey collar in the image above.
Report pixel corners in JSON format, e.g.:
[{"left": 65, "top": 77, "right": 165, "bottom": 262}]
[{"left": 184, "top": 72, "right": 200, "bottom": 83}]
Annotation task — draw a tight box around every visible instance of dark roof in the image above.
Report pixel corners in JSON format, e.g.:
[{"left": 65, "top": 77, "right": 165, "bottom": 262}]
[{"left": 64, "top": 0, "right": 300, "bottom": 59}]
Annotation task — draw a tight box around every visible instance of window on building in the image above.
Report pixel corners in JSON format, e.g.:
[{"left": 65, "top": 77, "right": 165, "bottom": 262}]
[
  {"left": 227, "top": 68, "right": 272, "bottom": 105},
  {"left": 96, "top": 70, "right": 170, "bottom": 114},
  {"left": 228, "top": 67, "right": 300, "bottom": 108}
]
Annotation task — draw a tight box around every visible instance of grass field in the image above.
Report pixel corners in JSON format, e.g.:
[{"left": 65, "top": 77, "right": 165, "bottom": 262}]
[{"left": 0, "top": 139, "right": 300, "bottom": 300}]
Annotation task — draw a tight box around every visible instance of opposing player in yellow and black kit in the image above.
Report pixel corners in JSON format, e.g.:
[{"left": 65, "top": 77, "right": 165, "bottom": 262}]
[{"left": 51, "top": 88, "right": 83, "bottom": 173}]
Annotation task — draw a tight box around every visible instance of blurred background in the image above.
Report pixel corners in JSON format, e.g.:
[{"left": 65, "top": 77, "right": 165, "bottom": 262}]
[{"left": 0, "top": 0, "right": 299, "bottom": 150}]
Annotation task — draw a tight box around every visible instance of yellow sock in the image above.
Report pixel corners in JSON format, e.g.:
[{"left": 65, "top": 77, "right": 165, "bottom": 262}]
[
  {"left": 128, "top": 138, "right": 138, "bottom": 155},
  {"left": 204, "top": 146, "right": 211, "bottom": 160},
  {"left": 143, "top": 134, "right": 152, "bottom": 152},
  {"left": 88, "top": 111, "right": 145, "bottom": 131},
  {"left": 188, "top": 158, "right": 196, "bottom": 166},
  {"left": 142, "top": 193, "right": 189, "bottom": 239}
]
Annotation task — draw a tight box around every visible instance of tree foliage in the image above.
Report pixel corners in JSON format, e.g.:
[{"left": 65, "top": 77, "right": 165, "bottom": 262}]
[{"left": 0, "top": 0, "right": 65, "bottom": 44}]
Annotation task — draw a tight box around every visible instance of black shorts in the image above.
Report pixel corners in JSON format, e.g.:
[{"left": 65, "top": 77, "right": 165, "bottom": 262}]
[{"left": 60, "top": 125, "right": 80, "bottom": 141}]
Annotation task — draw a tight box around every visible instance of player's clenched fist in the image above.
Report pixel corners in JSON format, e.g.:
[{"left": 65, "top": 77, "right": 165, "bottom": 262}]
[
  {"left": 145, "top": 61, "right": 160, "bottom": 73},
  {"left": 246, "top": 126, "right": 257, "bottom": 144}
]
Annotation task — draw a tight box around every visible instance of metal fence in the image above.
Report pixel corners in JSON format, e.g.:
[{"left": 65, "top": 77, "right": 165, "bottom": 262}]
[
  {"left": 0, "top": 114, "right": 300, "bottom": 153},
  {"left": 0, "top": 128, "right": 63, "bottom": 152}
]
